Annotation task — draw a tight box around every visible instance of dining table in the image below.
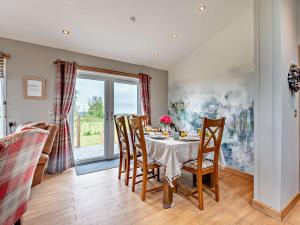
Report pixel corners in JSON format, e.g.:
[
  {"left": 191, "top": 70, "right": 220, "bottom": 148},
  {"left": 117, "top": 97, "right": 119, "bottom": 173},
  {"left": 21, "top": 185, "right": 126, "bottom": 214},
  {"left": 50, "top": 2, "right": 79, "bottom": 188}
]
[{"left": 144, "top": 135, "right": 226, "bottom": 209}]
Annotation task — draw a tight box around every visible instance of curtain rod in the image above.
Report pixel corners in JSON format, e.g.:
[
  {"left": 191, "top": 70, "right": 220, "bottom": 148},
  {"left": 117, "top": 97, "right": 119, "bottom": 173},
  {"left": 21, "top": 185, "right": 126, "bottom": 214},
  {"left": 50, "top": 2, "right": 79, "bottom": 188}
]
[{"left": 53, "top": 61, "right": 149, "bottom": 79}]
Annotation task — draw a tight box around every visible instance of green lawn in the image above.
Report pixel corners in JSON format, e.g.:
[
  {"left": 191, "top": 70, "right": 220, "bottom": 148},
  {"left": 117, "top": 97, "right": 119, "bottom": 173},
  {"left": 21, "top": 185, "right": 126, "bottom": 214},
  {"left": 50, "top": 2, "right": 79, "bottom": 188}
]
[
  {"left": 73, "top": 116, "right": 117, "bottom": 147},
  {"left": 80, "top": 134, "right": 103, "bottom": 147},
  {"left": 74, "top": 116, "right": 104, "bottom": 147}
]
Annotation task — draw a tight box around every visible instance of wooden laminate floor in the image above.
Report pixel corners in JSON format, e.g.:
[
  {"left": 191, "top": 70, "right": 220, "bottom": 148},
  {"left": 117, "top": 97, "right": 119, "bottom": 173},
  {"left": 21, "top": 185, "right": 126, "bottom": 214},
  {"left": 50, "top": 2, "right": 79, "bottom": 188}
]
[{"left": 23, "top": 168, "right": 300, "bottom": 225}]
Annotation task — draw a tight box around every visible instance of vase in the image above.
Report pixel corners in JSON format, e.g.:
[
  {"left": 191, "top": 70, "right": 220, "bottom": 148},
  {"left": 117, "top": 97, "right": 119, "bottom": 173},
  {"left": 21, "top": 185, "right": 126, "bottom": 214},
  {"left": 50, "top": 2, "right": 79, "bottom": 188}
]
[{"left": 162, "top": 124, "right": 170, "bottom": 132}]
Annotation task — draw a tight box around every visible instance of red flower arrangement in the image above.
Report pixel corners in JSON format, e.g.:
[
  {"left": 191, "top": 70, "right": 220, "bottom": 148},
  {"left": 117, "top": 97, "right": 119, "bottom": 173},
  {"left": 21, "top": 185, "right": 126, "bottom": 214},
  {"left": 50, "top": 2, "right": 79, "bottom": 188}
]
[{"left": 160, "top": 114, "right": 173, "bottom": 125}]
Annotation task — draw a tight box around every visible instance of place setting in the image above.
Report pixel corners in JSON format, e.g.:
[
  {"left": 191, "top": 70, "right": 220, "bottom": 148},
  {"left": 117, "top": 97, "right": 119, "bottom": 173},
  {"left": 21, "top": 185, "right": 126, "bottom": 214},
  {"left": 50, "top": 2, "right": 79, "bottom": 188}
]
[{"left": 144, "top": 115, "right": 201, "bottom": 142}]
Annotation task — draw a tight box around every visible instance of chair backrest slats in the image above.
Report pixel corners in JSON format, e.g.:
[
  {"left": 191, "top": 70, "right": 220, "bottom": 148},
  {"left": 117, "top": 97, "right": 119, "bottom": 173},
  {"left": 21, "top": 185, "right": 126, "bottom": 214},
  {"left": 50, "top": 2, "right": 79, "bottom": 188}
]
[
  {"left": 202, "top": 146, "right": 218, "bottom": 154},
  {"left": 127, "top": 116, "right": 148, "bottom": 168},
  {"left": 114, "top": 115, "right": 130, "bottom": 157},
  {"left": 132, "top": 115, "right": 150, "bottom": 127},
  {"left": 198, "top": 117, "right": 225, "bottom": 169}
]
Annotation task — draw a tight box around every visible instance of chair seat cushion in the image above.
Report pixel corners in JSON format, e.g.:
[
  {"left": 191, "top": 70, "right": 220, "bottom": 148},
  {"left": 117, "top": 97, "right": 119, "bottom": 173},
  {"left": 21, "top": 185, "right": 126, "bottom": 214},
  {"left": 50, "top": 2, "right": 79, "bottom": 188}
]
[
  {"left": 183, "top": 159, "right": 214, "bottom": 170},
  {"left": 137, "top": 156, "right": 156, "bottom": 165}
]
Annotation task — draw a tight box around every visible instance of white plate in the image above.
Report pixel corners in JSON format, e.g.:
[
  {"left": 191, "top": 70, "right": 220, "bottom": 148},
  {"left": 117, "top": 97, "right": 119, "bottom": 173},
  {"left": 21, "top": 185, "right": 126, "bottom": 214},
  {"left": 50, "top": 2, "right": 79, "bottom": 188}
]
[
  {"left": 187, "top": 134, "right": 199, "bottom": 138},
  {"left": 179, "top": 136, "right": 200, "bottom": 142},
  {"left": 149, "top": 135, "right": 167, "bottom": 139}
]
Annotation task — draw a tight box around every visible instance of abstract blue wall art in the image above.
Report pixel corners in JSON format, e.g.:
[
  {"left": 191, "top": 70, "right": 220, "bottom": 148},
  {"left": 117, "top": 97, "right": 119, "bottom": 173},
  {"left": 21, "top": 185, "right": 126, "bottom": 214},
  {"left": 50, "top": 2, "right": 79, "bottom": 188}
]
[{"left": 168, "top": 81, "right": 254, "bottom": 174}]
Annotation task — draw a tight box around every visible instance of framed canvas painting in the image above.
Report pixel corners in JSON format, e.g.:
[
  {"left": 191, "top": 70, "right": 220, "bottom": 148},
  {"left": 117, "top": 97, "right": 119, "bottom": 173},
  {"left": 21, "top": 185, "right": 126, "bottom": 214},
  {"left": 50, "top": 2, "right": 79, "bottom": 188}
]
[{"left": 23, "top": 76, "right": 46, "bottom": 100}]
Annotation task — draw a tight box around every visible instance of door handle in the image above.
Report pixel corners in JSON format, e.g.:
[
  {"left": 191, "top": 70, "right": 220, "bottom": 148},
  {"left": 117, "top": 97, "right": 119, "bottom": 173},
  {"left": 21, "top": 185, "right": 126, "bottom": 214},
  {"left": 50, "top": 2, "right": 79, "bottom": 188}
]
[
  {"left": 111, "top": 111, "right": 114, "bottom": 121},
  {"left": 105, "top": 111, "right": 109, "bottom": 121}
]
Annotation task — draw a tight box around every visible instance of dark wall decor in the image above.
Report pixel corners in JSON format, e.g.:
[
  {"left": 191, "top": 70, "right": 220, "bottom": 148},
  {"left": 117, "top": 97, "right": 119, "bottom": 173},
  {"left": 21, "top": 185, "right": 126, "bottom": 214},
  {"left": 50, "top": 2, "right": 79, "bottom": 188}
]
[{"left": 288, "top": 64, "right": 300, "bottom": 95}]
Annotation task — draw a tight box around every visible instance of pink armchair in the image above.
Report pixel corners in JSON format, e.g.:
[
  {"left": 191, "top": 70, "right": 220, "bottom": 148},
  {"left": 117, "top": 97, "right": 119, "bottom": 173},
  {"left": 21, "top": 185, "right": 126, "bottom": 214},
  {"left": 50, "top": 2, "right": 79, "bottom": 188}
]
[
  {"left": 0, "top": 129, "right": 49, "bottom": 225},
  {"left": 15, "top": 122, "right": 58, "bottom": 186}
]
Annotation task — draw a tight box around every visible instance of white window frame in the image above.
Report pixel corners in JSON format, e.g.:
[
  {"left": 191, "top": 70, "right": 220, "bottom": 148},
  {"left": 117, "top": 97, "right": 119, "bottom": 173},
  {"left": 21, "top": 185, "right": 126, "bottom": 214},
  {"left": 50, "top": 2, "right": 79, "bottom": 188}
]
[{"left": 71, "top": 69, "right": 141, "bottom": 163}]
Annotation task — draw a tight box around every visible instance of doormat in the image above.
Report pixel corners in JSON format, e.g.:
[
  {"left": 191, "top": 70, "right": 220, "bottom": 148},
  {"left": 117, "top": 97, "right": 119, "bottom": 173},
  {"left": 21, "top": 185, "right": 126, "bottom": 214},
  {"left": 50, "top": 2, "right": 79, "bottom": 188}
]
[{"left": 75, "top": 158, "right": 120, "bottom": 175}]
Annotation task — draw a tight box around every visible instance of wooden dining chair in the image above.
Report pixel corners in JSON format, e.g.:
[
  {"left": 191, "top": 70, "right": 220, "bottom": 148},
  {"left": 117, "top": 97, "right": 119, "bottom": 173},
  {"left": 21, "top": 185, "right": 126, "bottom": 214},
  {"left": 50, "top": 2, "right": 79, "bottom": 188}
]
[
  {"left": 114, "top": 115, "right": 133, "bottom": 186},
  {"left": 132, "top": 114, "right": 150, "bottom": 126},
  {"left": 181, "top": 117, "right": 225, "bottom": 210},
  {"left": 128, "top": 116, "right": 162, "bottom": 201},
  {"left": 131, "top": 114, "right": 158, "bottom": 178}
]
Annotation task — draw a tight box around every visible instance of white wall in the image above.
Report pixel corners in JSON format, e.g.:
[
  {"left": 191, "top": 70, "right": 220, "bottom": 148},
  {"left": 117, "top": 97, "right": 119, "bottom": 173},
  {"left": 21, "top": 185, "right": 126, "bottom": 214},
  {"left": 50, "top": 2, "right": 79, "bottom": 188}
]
[
  {"left": 254, "top": 0, "right": 282, "bottom": 210},
  {"left": 254, "top": 0, "right": 299, "bottom": 211},
  {"left": 0, "top": 37, "right": 168, "bottom": 129},
  {"left": 280, "top": 0, "right": 299, "bottom": 208}
]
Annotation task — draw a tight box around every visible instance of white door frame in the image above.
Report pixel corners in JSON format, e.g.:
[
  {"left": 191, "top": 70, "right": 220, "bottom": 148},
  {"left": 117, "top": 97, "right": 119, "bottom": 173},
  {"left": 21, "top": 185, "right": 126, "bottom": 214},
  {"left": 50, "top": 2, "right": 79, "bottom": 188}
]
[
  {"left": 72, "top": 73, "right": 109, "bottom": 163},
  {"left": 108, "top": 78, "right": 141, "bottom": 159},
  {"left": 71, "top": 70, "right": 140, "bottom": 162}
]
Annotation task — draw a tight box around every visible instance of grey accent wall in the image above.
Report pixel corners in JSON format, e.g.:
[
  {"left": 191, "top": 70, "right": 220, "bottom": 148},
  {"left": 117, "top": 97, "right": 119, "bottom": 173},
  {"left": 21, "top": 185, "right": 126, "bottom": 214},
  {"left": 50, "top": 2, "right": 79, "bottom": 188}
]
[{"left": 0, "top": 37, "right": 168, "bottom": 130}]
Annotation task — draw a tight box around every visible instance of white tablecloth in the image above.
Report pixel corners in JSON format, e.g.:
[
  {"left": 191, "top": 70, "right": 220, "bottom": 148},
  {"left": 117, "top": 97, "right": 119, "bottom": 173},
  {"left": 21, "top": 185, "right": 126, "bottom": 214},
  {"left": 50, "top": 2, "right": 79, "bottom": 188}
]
[{"left": 145, "top": 137, "right": 226, "bottom": 186}]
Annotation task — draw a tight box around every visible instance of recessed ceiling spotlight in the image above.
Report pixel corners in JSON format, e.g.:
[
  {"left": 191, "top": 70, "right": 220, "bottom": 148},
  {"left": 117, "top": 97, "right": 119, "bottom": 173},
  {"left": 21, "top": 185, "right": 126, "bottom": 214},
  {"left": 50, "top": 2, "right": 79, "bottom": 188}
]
[
  {"left": 154, "top": 53, "right": 159, "bottom": 57},
  {"left": 171, "top": 34, "right": 178, "bottom": 38},
  {"left": 62, "top": 29, "right": 70, "bottom": 35},
  {"left": 129, "top": 16, "right": 136, "bottom": 23},
  {"left": 199, "top": 5, "right": 206, "bottom": 11}
]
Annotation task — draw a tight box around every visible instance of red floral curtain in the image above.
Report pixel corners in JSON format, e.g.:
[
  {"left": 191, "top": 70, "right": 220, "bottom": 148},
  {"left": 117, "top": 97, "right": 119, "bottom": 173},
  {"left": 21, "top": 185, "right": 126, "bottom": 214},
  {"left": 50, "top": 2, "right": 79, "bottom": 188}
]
[
  {"left": 139, "top": 73, "right": 151, "bottom": 125},
  {"left": 48, "top": 60, "right": 77, "bottom": 173}
]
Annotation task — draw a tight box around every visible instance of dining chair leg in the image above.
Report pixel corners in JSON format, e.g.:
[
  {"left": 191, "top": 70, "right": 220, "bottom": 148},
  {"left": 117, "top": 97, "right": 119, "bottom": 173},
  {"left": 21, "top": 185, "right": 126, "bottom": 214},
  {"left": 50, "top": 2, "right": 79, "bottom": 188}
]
[
  {"left": 132, "top": 161, "right": 137, "bottom": 192},
  {"left": 141, "top": 168, "right": 148, "bottom": 201},
  {"left": 125, "top": 158, "right": 128, "bottom": 171},
  {"left": 209, "top": 173, "right": 214, "bottom": 188},
  {"left": 193, "top": 174, "right": 197, "bottom": 187},
  {"left": 214, "top": 171, "right": 220, "bottom": 202},
  {"left": 125, "top": 157, "right": 130, "bottom": 186},
  {"left": 197, "top": 172, "right": 204, "bottom": 210},
  {"left": 118, "top": 152, "right": 123, "bottom": 179}
]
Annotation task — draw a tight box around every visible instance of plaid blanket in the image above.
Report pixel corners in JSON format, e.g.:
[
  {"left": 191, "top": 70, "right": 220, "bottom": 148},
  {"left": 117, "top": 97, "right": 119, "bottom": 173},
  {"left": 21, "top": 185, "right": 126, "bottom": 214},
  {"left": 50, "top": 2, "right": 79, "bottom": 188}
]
[{"left": 0, "top": 129, "right": 49, "bottom": 225}]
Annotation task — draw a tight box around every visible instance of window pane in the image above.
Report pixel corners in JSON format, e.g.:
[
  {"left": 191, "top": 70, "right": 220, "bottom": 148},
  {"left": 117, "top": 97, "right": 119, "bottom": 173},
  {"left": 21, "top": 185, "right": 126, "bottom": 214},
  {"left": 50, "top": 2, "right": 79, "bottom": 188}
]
[
  {"left": 73, "top": 78, "right": 106, "bottom": 163},
  {"left": 114, "top": 82, "right": 138, "bottom": 155},
  {"left": 114, "top": 83, "right": 138, "bottom": 115}
]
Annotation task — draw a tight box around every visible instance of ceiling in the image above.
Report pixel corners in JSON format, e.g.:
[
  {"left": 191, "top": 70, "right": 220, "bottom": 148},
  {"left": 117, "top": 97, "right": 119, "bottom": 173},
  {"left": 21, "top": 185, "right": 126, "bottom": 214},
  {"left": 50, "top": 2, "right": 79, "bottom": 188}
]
[{"left": 0, "top": 0, "right": 252, "bottom": 70}]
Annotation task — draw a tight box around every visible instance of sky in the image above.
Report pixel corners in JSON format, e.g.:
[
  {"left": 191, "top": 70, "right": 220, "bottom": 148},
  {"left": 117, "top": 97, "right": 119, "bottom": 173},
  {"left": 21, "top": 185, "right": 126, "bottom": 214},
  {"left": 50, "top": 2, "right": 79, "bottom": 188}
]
[{"left": 75, "top": 78, "right": 138, "bottom": 114}]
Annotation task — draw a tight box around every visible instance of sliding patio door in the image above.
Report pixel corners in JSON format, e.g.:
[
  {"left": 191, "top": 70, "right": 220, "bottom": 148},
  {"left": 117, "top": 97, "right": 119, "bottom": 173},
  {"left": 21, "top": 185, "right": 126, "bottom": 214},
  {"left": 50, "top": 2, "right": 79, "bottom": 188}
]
[
  {"left": 72, "top": 73, "right": 139, "bottom": 164},
  {"left": 111, "top": 80, "right": 140, "bottom": 157},
  {"left": 73, "top": 76, "right": 108, "bottom": 164}
]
